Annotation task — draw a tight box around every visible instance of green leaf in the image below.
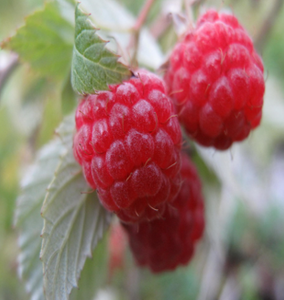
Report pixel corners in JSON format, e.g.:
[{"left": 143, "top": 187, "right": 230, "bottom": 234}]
[
  {"left": 71, "top": 4, "right": 131, "bottom": 94},
  {"left": 2, "top": 2, "right": 74, "bottom": 81},
  {"left": 15, "top": 113, "right": 111, "bottom": 300},
  {"left": 15, "top": 140, "right": 66, "bottom": 300},
  {"left": 40, "top": 146, "right": 112, "bottom": 300},
  {"left": 70, "top": 235, "right": 109, "bottom": 300}
]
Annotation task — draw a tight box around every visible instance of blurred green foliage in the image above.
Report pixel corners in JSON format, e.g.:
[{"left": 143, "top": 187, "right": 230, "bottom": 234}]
[{"left": 263, "top": 9, "right": 284, "bottom": 81}]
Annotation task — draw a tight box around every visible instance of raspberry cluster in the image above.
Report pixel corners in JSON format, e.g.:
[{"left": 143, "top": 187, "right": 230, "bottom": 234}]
[
  {"left": 73, "top": 9, "right": 265, "bottom": 273},
  {"left": 123, "top": 154, "right": 205, "bottom": 272},
  {"left": 73, "top": 70, "right": 182, "bottom": 223},
  {"left": 164, "top": 10, "right": 265, "bottom": 150}
]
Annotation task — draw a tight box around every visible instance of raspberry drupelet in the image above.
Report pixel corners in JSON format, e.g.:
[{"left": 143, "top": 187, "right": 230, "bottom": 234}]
[
  {"left": 164, "top": 9, "right": 265, "bottom": 150},
  {"left": 123, "top": 153, "right": 205, "bottom": 273},
  {"left": 73, "top": 70, "right": 182, "bottom": 223}
]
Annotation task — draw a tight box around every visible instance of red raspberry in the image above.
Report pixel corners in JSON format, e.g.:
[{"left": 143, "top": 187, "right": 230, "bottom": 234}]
[
  {"left": 73, "top": 70, "right": 182, "bottom": 223},
  {"left": 164, "top": 10, "right": 265, "bottom": 150},
  {"left": 123, "top": 153, "right": 205, "bottom": 273}
]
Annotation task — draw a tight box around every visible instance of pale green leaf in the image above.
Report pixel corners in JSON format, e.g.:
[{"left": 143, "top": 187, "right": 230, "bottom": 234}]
[
  {"left": 15, "top": 140, "right": 66, "bottom": 300},
  {"left": 15, "top": 113, "right": 110, "bottom": 300},
  {"left": 70, "top": 235, "right": 109, "bottom": 300},
  {"left": 55, "top": 113, "right": 75, "bottom": 150},
  {"left": 80, "top": 0, "right": 133, "bottom": 29},
  {"left": 2, "top": 2, "right": 74, "bottom": 81},
  {"left": 56, "top": 0, "right": 76, "bottom": 26},
  {"left": 138, "top": 29, "right": 165, "bottom": 70},
  {"left": 40, "top": 148, "right": 112, "bottom": 300},
  {"left": 71, "top": 4, "right": 131, "bottom": 94}
]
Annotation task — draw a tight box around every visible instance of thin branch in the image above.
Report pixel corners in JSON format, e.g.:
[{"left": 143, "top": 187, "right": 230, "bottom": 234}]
[
  {"left": 133, "top": 0, "right": 156, "bottom": 32},
  {"left": 254, "top": 0, "right": 284, "bottom": 53},
  {"left": 129, "top": 0, "right": 157, "bottom": 67}
]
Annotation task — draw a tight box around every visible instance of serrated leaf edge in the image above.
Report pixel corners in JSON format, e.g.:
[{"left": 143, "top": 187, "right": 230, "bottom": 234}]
[
  {"left": 40, "top": 149, "right": 112, "bottom": 300},
  {"left": 71, "top": 4, "right": 131, "bottom": 94}
]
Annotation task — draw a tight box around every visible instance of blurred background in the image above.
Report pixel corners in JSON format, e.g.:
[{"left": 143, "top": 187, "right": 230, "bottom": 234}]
[{"left": 0, "top": 0, "right": 284, "bottom": 299}]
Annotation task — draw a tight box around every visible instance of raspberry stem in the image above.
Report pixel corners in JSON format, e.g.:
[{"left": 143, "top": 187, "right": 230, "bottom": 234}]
[
  {"left": 130, "top": 0, "right": 157, "bottom": 66},
  {"left": 133, "top": 0, "right": 156, "bottom": 32}
]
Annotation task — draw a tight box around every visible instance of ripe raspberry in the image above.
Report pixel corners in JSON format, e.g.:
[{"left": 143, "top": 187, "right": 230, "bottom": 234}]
[
  {"left": 164, "top": 9, "right": 265, "bottom": 150},
  {"left": 123, "top": 153, "right": 205, "bottom": 273},
  {"left": 73, "top": 70, "right": 182, "bottom": 223}
]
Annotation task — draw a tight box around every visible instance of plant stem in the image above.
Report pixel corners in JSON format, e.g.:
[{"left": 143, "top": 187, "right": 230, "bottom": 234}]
[
  {"left": 130, "top": 0, "right": 156, "bottom": 67},
  {"left": 133, "top": 0, "right": 156, "bottom": 32}
]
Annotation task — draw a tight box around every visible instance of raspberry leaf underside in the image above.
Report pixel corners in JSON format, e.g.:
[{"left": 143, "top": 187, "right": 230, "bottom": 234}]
[
  {"left": 55, "top": 114, "right": 76, "bottom": 150},
  {"left": 15, "top": 114, "right": 112, "bottom": 300},
  {"left": 14, "top": 140, "right": 66, "bottom": 300},
  {"left": 71, "top": 4, "right": 131, "bottom": 94},
  {"left": 40, "top": 148, "right": 112, "bottom": 300},
  {"left": 70, "top": 235, "right": 109, "bottom": 300}
]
